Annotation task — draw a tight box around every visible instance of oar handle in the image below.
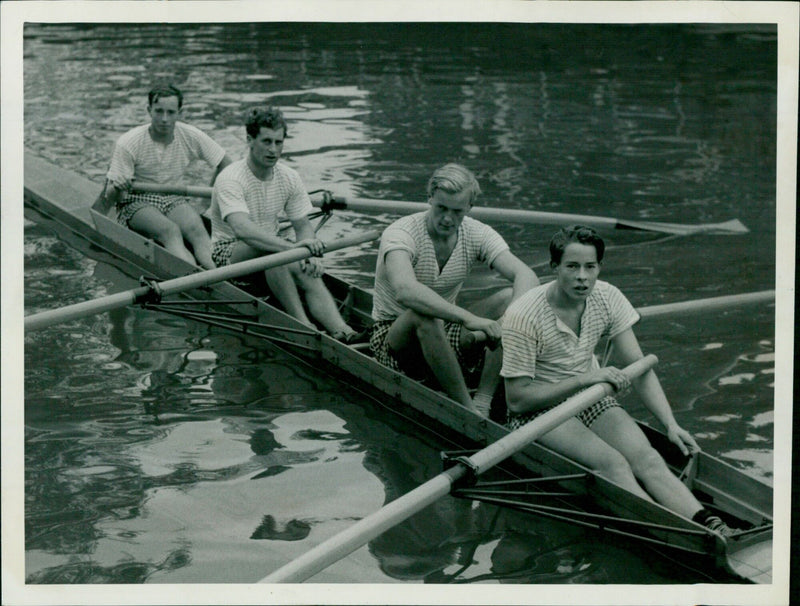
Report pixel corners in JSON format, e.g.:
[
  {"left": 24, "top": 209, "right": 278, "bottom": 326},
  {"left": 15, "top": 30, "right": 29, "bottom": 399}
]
[{"left": 25, "top": 230, "right": 381, "bottom": 332}]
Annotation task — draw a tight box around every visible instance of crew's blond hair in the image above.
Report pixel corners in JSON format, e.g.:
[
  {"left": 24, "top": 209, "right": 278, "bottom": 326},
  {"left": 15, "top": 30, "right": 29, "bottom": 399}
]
[{"left": 426, "top": 163, "right": 481, "bottom": 204}]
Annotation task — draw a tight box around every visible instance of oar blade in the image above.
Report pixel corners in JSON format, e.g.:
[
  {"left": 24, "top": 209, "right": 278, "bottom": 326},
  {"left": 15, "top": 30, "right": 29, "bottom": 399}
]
[{"left": 615, "top": 217, "right": 749, "bottom": 235}]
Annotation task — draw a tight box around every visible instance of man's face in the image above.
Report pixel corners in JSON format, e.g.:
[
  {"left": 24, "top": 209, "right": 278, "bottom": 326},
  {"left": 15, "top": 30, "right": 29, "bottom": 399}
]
[
  {"left": 248, "top": 126, "right": 285, "bottom": 170},
  {"left": 147, "top": 95, "right": 181, "bottom": 138},
  {"left": 427, "top": 188, "right": 472, "bottom": 237},
  {"left": 553, "top": 242, "right": 601, "bottom": 302}
]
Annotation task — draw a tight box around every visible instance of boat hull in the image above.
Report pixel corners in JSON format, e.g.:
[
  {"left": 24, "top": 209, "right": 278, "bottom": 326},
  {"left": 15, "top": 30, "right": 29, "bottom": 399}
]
[{"left": 23, "top": 152, "right": 773, "bottom": 583}]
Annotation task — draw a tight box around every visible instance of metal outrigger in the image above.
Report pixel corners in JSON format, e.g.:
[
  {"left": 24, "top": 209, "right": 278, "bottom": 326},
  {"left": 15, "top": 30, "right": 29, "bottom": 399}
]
[{"left": 441, "top": 449, "right": 715, "bottom": 556}]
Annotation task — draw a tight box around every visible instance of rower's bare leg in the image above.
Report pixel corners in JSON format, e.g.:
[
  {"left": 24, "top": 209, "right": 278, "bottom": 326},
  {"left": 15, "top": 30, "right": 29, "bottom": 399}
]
[
  {"left": 228, "top": 243, "right": 315, "bottom": 329},
  {"left": 538, "top": 417, "right": 654, "bottom": 501},
  {"left": 168, "top": 204, "right": 216, "bottom": 270},
  {"left": 459, "top": 287, "right": 513, "bottom": 414},
  {"left": 589, "top": 408, "right": 704, "bottom": 518},
  {"left": 291, "top": 268, "right": 352, "bottom": 335},
  {"left": 472, "top": 347, "right": 503, "bottom": 414},
  {"left": 128, "top": 206, "right": 197, "bottom": 266},
  {"left": 388, "top": 311, "right": 473, "bottom": 409},
  {"left": 265, "top": 264, "right": 315, "bottom": 328}
]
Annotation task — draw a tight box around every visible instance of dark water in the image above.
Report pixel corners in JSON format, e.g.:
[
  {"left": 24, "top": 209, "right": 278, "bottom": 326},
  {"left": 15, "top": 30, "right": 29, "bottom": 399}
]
[{"left": 21, "top": 21, "right": 777, "bottom": 588}]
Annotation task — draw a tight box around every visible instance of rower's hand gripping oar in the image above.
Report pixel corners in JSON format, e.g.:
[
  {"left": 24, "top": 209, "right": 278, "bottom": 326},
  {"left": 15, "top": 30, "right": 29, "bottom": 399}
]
[
  {"left": 25, "top": 231, "right": 380, "bottom": 332},
  {"left": 260, "top": 354, "right": 658, "bottom": 584},
  {"left": 129, "top": 182, "right": 748, "bottom": 236}
]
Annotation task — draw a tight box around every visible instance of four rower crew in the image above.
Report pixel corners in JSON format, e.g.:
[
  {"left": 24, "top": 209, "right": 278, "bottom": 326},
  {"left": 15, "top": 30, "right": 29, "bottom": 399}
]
[
  {"left": 105, "top": 88, "right": 738, "bottom": 539},
  {"left": 500, "top": 225, "right": 736, "bottom": 537},
  {"left": 369, "top": 163, "right": 540, "bottom": 416},
  {"left": 103, "top": 85, "right": 233, "bottom": 269},
  {"left": 205, "top": 106, "right": 362, "bottom": 342}
]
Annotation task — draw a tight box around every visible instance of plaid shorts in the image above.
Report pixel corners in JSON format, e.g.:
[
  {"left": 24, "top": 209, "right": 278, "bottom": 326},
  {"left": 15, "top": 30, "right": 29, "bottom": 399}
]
[
  {"left": 211, "top": 238, "right": 238, "bottom": 267},
  {"left": 117, "top": 192, "right": 191, "bottom": 227},
  {"left": 369, "top": 319, "right": 484, "bottom": 378},
  {"left": 506, "top": 394, "right": 621, "bottom": 431}
]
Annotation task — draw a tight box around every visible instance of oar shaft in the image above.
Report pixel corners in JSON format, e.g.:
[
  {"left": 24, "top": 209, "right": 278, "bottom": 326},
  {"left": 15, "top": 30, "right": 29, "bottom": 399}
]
[
  {"left": 637, "top": 290, "right": 775, "bottom": 319},
  {"left": 341, "top": 197, "right": 620, "bottom": 229},
  {"left": 25, "top": 231, "right": 380, "bottom": 332},
  {"left": 260, "top": 355, "right": 657, "bottom": 584},
  {"left": 25, "top": 289, "right": 147, "bottom": 331},
  {"left": 154, "top": 230, "right": 380, "bottom": 297},
  {"left": 131, "top": 182, "right": 212, "bottom": 198}
]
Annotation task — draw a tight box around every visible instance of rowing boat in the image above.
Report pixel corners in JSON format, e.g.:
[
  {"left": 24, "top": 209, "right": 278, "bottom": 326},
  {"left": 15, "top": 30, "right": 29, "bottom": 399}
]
[{"left": 23, "top": 152, "right": 773, "bottom": 584}]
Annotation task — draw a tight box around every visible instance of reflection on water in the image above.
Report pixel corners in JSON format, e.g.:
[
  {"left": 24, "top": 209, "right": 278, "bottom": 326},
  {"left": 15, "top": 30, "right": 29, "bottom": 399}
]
[{"left": 23, "top": 22, "right": 776, "bottom": 584}]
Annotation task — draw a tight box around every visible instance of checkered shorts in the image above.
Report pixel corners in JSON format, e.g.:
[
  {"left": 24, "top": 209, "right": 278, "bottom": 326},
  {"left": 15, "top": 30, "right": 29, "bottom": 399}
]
[
  {"left": 369, "top": 319, "right": 484, "bottom": 378},
  {"left": 211, "top": 238, "right": 238, "bottom": 267},
  {"left": 116, "top": 192, "right": 191, "bottom": 227},
  {"left": 506, "top": 394, "right": 621, "bottom": 431}
]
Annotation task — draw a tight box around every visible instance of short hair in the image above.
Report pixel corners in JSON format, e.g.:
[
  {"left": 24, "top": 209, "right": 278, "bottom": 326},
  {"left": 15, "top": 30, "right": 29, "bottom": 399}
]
[
  {"left": 148, "top": 85, "right": 183, "bottom": 108},
  {"left": 549, "top": 225, "right": 606, "bottom": 266},
  {"left": 426, "top": 163, "right": 481, "bottom": 204},
  {"left": 245, "top": 107, "right": 288, "bottom": 139}
]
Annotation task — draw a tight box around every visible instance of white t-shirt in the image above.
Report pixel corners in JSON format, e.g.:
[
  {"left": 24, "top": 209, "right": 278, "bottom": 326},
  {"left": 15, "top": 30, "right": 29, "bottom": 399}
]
[
  {"left": 107, "top": 122, "right": 226, "bottom": 185},
  {"left": 501, "top": 280, "right": 640, "bottom": 384},
  {"left": 372, "top": 212, "right": 509, "bottom": 322},
  {"left": 206, "top": 159, "right": 313, "bottom": 244}
]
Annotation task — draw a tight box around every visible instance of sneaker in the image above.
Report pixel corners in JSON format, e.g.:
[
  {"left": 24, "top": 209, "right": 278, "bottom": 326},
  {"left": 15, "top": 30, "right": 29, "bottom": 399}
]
[{"left": 704, "top": 515, "right": 738, "bottom": 538}]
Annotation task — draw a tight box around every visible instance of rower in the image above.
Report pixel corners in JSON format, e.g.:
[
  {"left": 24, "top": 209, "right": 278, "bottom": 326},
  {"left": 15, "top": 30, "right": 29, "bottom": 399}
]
[
  {"left": 369, "top": 163, "right": 539, "bottom": 416},
  {"left": 204, "top": 106, "right": 363, "bottom": 343},
  {"left": 500, "top": 225, "right": 738, "bottom": 537},
  {"left": 101, "top": 84, "right": 233, "bottom": 269}
]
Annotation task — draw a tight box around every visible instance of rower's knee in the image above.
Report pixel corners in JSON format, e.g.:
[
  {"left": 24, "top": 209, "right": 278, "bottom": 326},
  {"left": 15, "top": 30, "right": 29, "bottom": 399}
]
[
  {"left": 412, "top": 313, "right": 444, "bottom": 341},
  {"left": 628, "top": 446, "right": 669, "bottom": 481},
  {"left": 181, "top": 220, "right": 209, "bottom": 242},
  {"left": 152, "top": 221, "right": 184, "bottom": 245},
  {"left": 293, "top": 269, "right": 324, "bottom": 291},
  {"left": 594, "top": 449, "right": 634, "bottom": 483}
]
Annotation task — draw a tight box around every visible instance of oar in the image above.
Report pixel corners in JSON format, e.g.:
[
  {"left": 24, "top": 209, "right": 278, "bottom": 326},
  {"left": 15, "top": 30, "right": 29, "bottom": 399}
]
[
  {"left": 637, "top": 289, "right": 775, "bottom": 319},
  {"left": 129, "top": 182, "right": 748, "bottom": 236},
  {"left": 25, "top": 231, "right": 380, "bottom": 332},
  {"left": 260, "top": 354, "right": 658, "bottom": 583},
  {"left": 329, "top": 197, "right": 749, "bottom": 236}
]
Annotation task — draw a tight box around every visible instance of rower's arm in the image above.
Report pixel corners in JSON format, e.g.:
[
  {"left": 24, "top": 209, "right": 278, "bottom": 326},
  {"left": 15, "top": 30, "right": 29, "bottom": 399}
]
[
  {"left": 505, "top": 374, "right": 591, "bottom": 414},
  {"left": 385, "top": 249, "right": 491, "bottom": 333},
  {"left": 490, "top": 250, "right": 540, "bottom": 301},
  {"left": 225, "top": 212, "right": 296, "bottom": 253},
  {"left": 210, "top": 154, "right": 234, "bottom": 185},
  {"left": 610, "top": 328, "right": 699, "bottom": 454}
]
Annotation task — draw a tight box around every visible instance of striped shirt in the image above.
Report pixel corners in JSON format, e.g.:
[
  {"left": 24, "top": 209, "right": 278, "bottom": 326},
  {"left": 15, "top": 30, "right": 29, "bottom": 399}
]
[
  {"left": 106, "top": 122, "right": 226, "bottom": 186},
  {"left": 206, "top": 159, "right": 313, "bottom": 244},
  {"left": 372, "top": 213, "right": 509, "bottom": 321},
  {"left": 501, "top": 280, "right": 640, "bottom": 384}
]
